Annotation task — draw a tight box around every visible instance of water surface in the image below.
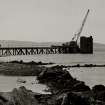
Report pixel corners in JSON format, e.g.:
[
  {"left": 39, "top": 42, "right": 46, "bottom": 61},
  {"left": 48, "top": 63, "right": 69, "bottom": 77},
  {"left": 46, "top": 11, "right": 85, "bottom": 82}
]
[
  {"left": 0, "top": 51, "right": 105, "bottom": 91},
  {"left": 0, "top": 51, "right": 105, "bottom": 65},
  {"left": 69, "top": 67, "right": 105, "bottom": 88},
  {"left": 0, "top": 76, "right": 49, "bottom": 94}
]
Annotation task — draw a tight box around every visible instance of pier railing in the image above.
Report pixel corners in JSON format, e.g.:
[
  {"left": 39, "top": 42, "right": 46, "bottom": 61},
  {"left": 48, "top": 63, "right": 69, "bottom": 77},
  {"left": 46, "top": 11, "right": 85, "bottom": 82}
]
[{"left": 0, "top": 47, "right": 69, "bottom": 56}]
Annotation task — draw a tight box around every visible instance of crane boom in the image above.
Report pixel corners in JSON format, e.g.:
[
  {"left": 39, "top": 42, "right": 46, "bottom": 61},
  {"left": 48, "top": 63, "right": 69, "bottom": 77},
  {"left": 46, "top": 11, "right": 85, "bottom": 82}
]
[{"left": 72, "top": 9, "right": 90, "bottom": 42}]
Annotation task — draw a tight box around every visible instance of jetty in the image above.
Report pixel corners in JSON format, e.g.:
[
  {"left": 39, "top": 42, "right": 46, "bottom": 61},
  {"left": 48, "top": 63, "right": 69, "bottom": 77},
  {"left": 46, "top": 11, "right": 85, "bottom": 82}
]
[{"left": 0, "top": 9, "right": 93, "bottom": 56}]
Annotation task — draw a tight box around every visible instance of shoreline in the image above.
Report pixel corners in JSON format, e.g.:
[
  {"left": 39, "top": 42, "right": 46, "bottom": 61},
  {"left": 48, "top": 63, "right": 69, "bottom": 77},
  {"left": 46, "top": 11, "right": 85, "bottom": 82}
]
[
  {"left": 0, "top": 64, "right": 105, "bottom": 105},
  {"left": 52, "top": 64, "right": 105, "bottom": 68},
  {"left": 0, "top": 60, "right": 105, "bottom": 76}
]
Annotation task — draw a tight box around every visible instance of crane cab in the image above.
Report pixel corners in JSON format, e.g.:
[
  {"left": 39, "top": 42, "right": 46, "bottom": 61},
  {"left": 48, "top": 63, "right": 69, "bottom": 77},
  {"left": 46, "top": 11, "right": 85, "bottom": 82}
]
[{"left": 69, "top": 41, "right": 80, "bottom": 53}]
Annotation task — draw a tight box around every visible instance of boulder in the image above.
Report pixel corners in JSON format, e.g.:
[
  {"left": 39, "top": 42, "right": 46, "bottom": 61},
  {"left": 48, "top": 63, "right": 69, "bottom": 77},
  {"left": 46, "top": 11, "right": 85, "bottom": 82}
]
[
  {"left": 92, "top": 85, "right": 105, "bottom": 92},
  {"left": 73, "top": 81, "right": 90, "bottom": 92},
  {"left": 92, "top": 85, "right": 105, "bottom": 102}
]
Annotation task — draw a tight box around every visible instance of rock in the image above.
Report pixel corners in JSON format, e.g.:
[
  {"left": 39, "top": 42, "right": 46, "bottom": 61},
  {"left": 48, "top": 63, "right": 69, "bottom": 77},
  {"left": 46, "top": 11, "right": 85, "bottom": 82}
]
[
  {"left": 0, "top": 95, "right": 8, "bottom": 105},
  {"left": 37, "top": 68, "right": 72, "bottom": 84},
  {"left": 37, "top": 67, "right": 90, "bottom": 94},
  {"left": 73, "top": 81, "right": 90, "bottom": 92},
  {"left": 37, "top": 68, "right": 105, "bottom": 105},
  {"left": 0, "top": 95, "right": 8, "bottom": 102},
  {"left": 9, "top": 86, "right": 39, "bottom": 105},
  {"left": 92, "top": 85, "right": 105, "bottom": 102},
  {"left": 56, "top": 92, "right": 105, "bottom": 105},
  {"left": 37, "top": 67, "right": 76, "bottom": 93},
  {"left": 0, "top": 86, "right": 39, "bottom": 105},
  {"left": 92, "top": 85, "right": 105, "bottom": 92}
]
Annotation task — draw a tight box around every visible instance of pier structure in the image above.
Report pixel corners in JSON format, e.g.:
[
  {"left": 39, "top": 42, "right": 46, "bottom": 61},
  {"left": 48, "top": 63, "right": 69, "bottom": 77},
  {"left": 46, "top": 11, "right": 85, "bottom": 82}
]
[
  {"left": 0, "top": 36, "right": 93, "bottom": 57},
  {"left": 0, "top": 47, "right": 71, "bottom": 56}
]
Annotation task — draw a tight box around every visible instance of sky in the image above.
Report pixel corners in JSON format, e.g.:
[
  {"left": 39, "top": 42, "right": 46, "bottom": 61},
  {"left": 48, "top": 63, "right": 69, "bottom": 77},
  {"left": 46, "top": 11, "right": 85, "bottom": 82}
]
[{"left": 0, "top": 0, "right": 105, "bottom": 43}]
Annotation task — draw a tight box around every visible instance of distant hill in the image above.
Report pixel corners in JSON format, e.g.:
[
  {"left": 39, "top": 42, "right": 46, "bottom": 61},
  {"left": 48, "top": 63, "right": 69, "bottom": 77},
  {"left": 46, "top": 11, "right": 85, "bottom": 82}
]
[
  {"left": 93, "top": 43, "right": 105, "bottom": 52},
  {"left": 0, "top": 40, "right": 105, "bottom": 52},
  {"left": 0, "top": 40, "right": 62, "bottom": 47}
]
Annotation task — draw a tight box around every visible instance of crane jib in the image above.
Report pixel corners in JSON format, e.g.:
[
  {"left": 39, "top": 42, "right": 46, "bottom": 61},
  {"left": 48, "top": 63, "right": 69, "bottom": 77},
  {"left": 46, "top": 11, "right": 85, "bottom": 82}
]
[{"left": 72, "top": 9, "right": 90, "bottom": 43}]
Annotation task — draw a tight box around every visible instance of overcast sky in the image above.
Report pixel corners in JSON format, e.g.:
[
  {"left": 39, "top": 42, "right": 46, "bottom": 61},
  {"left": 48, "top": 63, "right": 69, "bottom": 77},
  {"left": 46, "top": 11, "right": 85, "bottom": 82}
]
[{"left": 0, "top": 0, "right": 105, "bottom": 43}]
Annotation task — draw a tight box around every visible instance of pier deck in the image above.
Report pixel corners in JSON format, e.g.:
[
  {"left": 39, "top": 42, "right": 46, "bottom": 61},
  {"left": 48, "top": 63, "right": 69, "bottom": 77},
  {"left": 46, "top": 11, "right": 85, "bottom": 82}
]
[{"left": 0, "top": 47, "right": 71, "bottom": 56}]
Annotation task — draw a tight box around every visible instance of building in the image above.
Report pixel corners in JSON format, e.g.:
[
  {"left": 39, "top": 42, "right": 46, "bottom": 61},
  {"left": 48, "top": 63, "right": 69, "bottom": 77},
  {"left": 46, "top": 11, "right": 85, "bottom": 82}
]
[{"left": 80, "top": 36, "right": 93, "bottom": 53}]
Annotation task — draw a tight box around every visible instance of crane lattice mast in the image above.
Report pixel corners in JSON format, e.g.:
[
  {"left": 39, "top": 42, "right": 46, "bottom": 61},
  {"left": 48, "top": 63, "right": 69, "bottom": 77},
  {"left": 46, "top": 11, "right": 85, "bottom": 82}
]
[{"left": 72, "top": 9, "right": 90, "bottom": 43}]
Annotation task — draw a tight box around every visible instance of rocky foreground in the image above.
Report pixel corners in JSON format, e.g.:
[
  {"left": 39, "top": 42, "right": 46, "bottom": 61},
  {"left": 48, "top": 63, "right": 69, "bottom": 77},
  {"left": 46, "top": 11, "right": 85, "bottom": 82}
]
[{"left": 0, "top": 65, "right": 105, "bottom": 105}]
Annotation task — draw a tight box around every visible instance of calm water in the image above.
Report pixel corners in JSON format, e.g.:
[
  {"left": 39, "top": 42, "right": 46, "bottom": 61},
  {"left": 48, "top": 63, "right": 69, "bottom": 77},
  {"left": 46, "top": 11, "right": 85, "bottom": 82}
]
[
  {"left": 0, "top": 76, "right": 49, "bottom": 94},
  {"left": 0, "top": 51, "right": 105, "bottom": 65},
  {"left": 69, "top": 67, "right": 105, "bottom": 88},
  {"left": 0, "top": 76, "right": 47, "bottom": 94},
  {"left": 0, "top": 51, "right": 105, "bottom": 92}
]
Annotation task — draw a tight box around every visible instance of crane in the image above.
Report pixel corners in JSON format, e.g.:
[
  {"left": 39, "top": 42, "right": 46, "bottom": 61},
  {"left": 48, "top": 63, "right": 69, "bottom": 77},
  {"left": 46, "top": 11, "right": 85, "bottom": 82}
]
[{"left": 72, "top": 9, "right": 90, "bottom": 43}]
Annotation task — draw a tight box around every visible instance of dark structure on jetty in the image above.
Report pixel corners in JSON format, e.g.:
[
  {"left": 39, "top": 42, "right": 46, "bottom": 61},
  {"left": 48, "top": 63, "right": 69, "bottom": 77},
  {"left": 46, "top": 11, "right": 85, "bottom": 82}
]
[
  {"left": 80, "top": 36, "right": 93, "bottom": 53},
  {"left": 0, "top": 9, "right": 93, "bottom": 56},
  {"left": 51, "top": 9, "right": 93, "bottom": 54},
  {"left": 51, "top": 36, "right": 93, "bottom": 54}
]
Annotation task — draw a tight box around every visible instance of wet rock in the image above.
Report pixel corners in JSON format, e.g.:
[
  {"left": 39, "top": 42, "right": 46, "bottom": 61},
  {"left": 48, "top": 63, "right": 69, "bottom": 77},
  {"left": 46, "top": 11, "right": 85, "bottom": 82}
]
[
  {"left": 0, "top": 95, "right": 8, "bottom": 102},
  {"left": 56, "top": 92, "right": 105, "bottom": 105},
  {"left": 0, "top": 86, "right": 39, "bottom": 105},
  {"left": 37, "top": 67, "right": 76, "bottom": 93},
  {"left": 73, "top": 81, "right": 90, "bottom": 92},
  {"left": 0, "top": 95, "right": 8, "bottom": 105},
  {"left": 10, "top": 86, "right": 39, "bottom": 105},
  {"left": 92, "top": 85, "right": 105, "bottom": 92},
  {"left": 37, "top": 67, "right": 73, "bottom": 84},
  {"left": 92, "top": 85, "right": 105, "bottom": 102},
  {"left": 35, "top": 94, "right": 56, "bottom": 105},
  {"left": 37, "top": 68, "right": 105, "bottom": 105},
  {"left": 37, "top": 67, "right": 90, "bottom": 94}
]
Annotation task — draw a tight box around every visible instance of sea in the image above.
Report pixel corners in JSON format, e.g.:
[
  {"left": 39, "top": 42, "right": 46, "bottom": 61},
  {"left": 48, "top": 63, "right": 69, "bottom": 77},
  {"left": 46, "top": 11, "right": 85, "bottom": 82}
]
[{"left": 0, "top": 48, "right": 105, "bottom": 93}]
